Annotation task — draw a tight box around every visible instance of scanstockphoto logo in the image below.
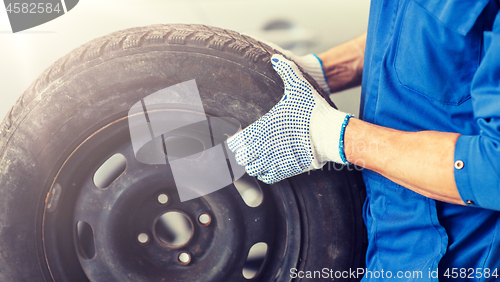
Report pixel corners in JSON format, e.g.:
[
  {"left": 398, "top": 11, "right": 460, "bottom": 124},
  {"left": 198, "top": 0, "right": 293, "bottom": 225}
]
[
  {"left": 128, "top": 79, "right": 246, "bottom": 202},
  {"left": 3, "top": 0, "right": 78, "bottom": 33}
]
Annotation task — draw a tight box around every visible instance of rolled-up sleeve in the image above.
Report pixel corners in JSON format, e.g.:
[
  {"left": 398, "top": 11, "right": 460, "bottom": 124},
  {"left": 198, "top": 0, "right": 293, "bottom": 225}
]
[{"left": 454, "top": 11, "right": 500, "bottom": 211}]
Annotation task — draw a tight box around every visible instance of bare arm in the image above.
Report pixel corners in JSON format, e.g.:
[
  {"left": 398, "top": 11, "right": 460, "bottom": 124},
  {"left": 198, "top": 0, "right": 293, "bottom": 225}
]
[
  {"left": 344, "top": 118, "right": 465, "bottom": 205},
  {"left": 317, "top": 32, "right": 366, "bottom": 93},
  {"left": 317, "top": 32, "right": 464, "bottom": 205}
]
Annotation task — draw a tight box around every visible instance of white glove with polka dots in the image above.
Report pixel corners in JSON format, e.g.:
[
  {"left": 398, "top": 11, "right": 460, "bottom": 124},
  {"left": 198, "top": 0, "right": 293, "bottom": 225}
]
[
  {"left": 265, "top": 42, "right": 331, "bottom": 94},
  {"left": 242, "top": 34, "right": 331, "bottom": 94},
  {"left": 227, "top": 54, "right": 352, "bottom": 184}
]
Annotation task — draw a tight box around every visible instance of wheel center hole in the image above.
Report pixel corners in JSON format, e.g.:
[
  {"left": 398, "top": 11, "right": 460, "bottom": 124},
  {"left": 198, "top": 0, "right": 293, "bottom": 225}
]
[{"left": 154, "top": 211, "right": 193, "bottom": 247}]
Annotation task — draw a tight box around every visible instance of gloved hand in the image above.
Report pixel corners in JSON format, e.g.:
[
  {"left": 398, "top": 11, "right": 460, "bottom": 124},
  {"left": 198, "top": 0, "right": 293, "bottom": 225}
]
[
  {"left": 227, "top": 54, "right": 352, "bottom": 184},
  {"left": 241, "top": 33, "right": 330, "bottom": 94},
  {"left": 265, "top": 42, "right": 331, "bottom": 94}
]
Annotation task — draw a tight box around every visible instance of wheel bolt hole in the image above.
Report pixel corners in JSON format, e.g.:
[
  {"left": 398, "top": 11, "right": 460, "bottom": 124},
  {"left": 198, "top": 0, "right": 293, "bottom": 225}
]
[
  {"left": 137, "top": 233, "right": 149, "bottom": 244},
  {"left": 198, "top": 213, "right": 211, "bottom": 225},
  {"left": 158, "top": 194, "right": 169, "bottom": 205},
  {"left": 178, "top": 252, "right": 191, "bottom": 265}
]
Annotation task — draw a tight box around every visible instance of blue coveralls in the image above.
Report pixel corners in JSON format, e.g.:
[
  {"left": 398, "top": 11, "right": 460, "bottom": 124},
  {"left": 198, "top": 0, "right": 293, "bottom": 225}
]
[{"left": 361, "top": 0, "right": 500, "bottom": 281}]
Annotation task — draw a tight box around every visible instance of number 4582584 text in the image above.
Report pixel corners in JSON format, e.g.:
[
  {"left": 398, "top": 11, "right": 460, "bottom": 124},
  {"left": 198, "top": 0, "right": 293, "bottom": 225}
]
[
  {"left": 6, "top": 3, "right": 61, "bottom": 14},
  {"left": 443, "top": 268, "right": 498, "bottom": 279}
]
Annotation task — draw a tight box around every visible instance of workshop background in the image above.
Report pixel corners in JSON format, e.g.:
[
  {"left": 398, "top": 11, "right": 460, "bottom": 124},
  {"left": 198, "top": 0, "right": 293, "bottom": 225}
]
[{"left": 0, "top": 0, "right": 370, "bottom": 123}]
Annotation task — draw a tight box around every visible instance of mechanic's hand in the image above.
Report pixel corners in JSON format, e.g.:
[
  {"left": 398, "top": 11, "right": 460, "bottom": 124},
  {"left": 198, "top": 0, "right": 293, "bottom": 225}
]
[
  {"left": 265, "top": 42, "right": 331, "bottom": 94},
  {"left": 242, "top": 34, "right": 330, "bottom": 94},
  {"left": 227, "top": 54, "right": 352, "bottom": 184}
]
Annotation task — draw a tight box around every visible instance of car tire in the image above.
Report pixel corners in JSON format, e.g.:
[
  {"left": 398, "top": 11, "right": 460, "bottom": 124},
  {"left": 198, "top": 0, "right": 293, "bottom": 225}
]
[{"left": 0, "top": 24, "right": 366, "bottom": 282}]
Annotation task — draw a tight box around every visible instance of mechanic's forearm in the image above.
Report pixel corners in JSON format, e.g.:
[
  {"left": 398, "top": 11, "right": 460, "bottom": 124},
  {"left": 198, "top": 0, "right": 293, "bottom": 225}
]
[
  {"left": 317, "top": 32, "right": 366, "bottom": 93},
  {"left": 344, "top": 118, "right": 465, "bottom": 205}
]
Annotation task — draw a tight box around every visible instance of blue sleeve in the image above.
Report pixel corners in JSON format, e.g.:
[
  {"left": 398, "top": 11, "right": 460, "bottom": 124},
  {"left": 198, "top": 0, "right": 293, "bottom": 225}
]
[{"left": 454, "top": 11, "right": 500, "bottom": 211}]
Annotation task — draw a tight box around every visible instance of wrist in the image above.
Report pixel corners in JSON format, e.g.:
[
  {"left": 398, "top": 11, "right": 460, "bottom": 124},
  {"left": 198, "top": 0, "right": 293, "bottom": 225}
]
[{"left": 343, "top": 117, "right": 375, "bottom": 167}]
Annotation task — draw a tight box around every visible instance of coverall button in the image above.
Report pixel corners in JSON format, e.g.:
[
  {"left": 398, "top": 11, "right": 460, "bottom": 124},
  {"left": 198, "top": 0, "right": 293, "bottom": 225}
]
[
  {"left": 466, "top": 200, "right": 475, "bottom": 205},
  {"left": 454, "top": 160, "right": 464, "bottom": 170}
]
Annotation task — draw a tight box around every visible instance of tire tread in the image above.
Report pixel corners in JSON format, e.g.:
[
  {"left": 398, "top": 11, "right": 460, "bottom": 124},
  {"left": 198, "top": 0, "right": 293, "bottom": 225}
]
[{"left": 0, "top": 24, "right": 327, "bottom": 150}]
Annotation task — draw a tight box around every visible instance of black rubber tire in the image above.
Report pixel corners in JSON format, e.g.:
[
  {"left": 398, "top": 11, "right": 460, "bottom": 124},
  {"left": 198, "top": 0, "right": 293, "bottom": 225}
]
[{"left": 0, "top": 24, "right": 366, "bottom": 281}]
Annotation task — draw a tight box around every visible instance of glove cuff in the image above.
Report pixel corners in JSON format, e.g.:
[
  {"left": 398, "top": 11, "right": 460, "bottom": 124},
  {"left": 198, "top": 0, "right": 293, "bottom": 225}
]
[
  {"left": 338, "top": 114, "right": 353, "bottom": 164},
  {"left": 309, "top": 103, "right": 352, "bottom": 167},
  {"left": 293, "top": 54, "right": 331, "bottom": 94}
]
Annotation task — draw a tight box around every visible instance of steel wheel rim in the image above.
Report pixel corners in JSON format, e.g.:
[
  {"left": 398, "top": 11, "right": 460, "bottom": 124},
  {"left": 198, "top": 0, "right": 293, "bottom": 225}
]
[{"left": 41, "top": 110, "right": 302, "bottom": 282}]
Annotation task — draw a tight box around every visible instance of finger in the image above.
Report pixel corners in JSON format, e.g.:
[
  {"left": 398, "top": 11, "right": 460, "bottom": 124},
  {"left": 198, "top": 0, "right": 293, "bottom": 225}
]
[
  {"left": 244, "top": 156, "right": 268, "bottom": 177},
  {"left": 226, "top": 130, "right": 248, "bottom": 152},
  {"left": 235, "top": 132, "right": 272, "bottom": 167},
  {"left": 271, "top": 54, "right": 307, "bottom": 87},
  {"left": 226, "top": 127, "right": 242, "bottom": 145},
  {"left": 256, "top": 167, "right": 282, "bottom": 184},
  {"left": 227, "top": 122, "right": 260, "bottom": 152},
  {"left": 234, "top": 141, "right": 262, "bottom": 167},
  {"left": 227, "top": 105, "right": 278, "bottom": 152}
]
